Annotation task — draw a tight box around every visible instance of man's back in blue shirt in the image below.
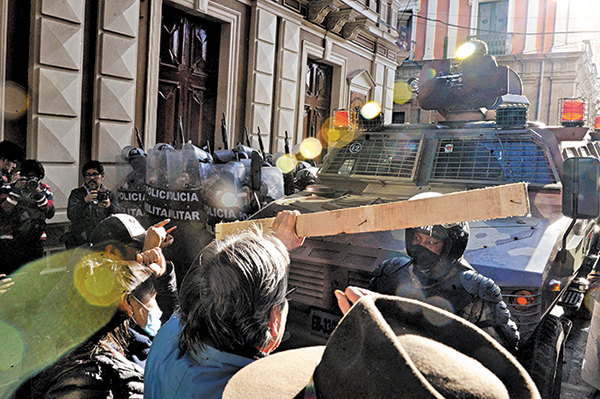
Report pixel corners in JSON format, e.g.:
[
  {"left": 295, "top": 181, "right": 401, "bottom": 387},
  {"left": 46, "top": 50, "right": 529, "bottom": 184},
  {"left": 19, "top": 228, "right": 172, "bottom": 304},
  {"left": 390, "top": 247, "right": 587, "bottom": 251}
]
[{"left": 144, "top": 316, "right": 254, "bottom": 399}]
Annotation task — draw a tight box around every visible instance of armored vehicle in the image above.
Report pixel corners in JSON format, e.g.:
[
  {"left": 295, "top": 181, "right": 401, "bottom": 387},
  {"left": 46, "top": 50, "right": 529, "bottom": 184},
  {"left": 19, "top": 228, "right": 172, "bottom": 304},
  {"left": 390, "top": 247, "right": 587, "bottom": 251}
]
[{"left": 253, "top": 43, "right": 600, "bottom": 398}]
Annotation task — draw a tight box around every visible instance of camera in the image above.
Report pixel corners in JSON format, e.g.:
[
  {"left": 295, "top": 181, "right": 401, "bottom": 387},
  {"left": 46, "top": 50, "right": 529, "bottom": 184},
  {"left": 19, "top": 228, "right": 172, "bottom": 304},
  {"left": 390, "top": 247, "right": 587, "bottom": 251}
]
[
  {"left": 97, "top": 191, "right": 109, "bottom": 202},
  {"left": 26, "top": 177, "right": 40, "bottom": 191}
]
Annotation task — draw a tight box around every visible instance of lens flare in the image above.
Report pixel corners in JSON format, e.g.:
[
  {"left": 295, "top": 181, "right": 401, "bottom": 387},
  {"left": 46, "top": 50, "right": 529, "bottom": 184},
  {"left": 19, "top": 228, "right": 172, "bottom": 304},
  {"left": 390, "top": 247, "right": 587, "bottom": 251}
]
[
  {"left": 326, "top": 129, "right": 341, "bottom": 142},
  {"left": 585, "top": 287, "right": 600, "bottom": 312},
  {"left": 0, "top": 320, "right": 24, "bottom": 371},
  {"left": 0, "top": 252, "right": 124, "bottom": 398},
  {"left": 3, "top": 81, "right": 29, "bottom": 120},
  {"left": 74, "top": 256, "right": 125, "bottom": 307},
  {"left": 298, "top": 138, "right": 323, "bottom": 160},
  {"left": 318, "top": 119, "right": 357, "bottom": 149},
  {"left": 276, "top": 154, "right": 298, "bottom": 174},
  {"left": 360, "top": 102, "right": 381, "bottom": 119},
  {"left": 425, "top": 68, "right": 437, "bottom": 79},
  {"left": 394, "top": 82, "right": 413, "bottom": 104},
  {"left": 221, "top": 192, "right": 237, "bottom": 207},
  {"left": 456, "top": 42, "right": 476, "bottom": 59},
  {"left": 390, "top": 229, "right": 405, "bottom": 242},
  {"left": 397, "top": 285, "right": 426, "bottom": 303},
  {"left": 424, "top": 296, "right": 454, "bottom": 327}
]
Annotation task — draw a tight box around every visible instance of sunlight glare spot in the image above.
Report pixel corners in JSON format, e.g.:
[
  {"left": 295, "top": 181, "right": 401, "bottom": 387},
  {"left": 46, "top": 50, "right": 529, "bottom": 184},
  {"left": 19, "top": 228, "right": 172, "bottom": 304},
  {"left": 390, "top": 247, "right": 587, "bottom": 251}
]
[
  {"left": 276, "top": 154, "right": 298, "bottom": 174},
  {"left": 74, "top": 259, "right": 121, "bottom": 307},
  {"left": 360, "top": 102, "right": 381, "bottom": 119},
  {"left": 221, "top": 192, "right": 237, "bottom": 207},
  {"left": 298, "top": 138, "right": 323, "bottom": 160},
  {"left": 394, "top": 82, "right": 413, "bottom": 104}
]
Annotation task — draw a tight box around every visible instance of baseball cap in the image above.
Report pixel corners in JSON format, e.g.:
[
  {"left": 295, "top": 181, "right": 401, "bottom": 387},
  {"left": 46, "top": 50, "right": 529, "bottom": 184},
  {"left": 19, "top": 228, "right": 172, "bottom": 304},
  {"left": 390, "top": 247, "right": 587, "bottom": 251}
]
[
  {"left": 121, "top": 145, "right": 146, "bottom": 161},
  {"left": 89, "top": 214, "right": 147, "bottom": 247}
]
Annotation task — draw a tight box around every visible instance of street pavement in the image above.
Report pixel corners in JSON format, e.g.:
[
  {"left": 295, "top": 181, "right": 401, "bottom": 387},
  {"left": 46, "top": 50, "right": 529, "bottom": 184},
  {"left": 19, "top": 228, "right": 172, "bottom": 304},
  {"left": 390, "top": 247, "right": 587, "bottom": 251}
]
[{"left": 562, "top": 313, "right": 597, "bottom": 398}]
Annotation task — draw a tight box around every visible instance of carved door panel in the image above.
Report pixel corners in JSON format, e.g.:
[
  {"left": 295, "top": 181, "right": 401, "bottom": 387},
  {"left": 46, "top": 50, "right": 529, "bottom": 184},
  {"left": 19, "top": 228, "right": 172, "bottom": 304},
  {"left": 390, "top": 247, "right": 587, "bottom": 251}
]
[
  {"left": 303, "top": 60, "right": 333, "bottom": 148},
  {"left": 156, "top": 7, "right": 220, "bottom": 148}
]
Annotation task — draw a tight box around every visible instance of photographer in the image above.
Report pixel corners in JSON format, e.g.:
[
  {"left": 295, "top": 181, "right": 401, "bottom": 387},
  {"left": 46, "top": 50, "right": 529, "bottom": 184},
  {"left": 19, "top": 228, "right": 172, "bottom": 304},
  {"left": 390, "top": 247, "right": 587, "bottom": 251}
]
[
  {"left": 0, "top": 159, "right": 55, "bottom": 275},
  {"left": 0, "top": 140, "right": 24, "bottom": 185},
  {"left": 66, "top": 160, "right": 122, "bottom": 248}
]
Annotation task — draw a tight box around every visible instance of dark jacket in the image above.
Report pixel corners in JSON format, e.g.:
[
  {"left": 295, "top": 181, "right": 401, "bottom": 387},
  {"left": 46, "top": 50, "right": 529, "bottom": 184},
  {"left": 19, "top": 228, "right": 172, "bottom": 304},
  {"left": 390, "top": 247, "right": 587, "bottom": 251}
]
[
  {"left": 0, "top": 181, "right": 55, "bottom": 274},
  {"left": 13, "top": 262, "right": 178, "bottom": 399},
  {"left": 19, "top": 340, "right": 145, "bottom": 399},
  {"left": 66, "top": 186, "right": 122, "bottom": 247},
  {"left": 369, "top": 256, "right": 520, "bottom": 350}
]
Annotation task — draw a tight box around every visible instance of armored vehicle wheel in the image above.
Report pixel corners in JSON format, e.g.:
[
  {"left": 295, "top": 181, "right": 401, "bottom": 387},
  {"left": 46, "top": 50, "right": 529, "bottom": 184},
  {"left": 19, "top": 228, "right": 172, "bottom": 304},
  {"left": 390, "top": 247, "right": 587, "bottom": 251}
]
[{"left": 519, "top": 314, "right": 565, "bottom": 399}]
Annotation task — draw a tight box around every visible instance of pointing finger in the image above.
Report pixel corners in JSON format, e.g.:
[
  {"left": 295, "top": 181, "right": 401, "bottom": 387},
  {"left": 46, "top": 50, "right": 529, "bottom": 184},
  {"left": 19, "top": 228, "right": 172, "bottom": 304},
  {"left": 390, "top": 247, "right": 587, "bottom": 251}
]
[{"left": 152, "top": 219, "right": 171, "bottom": 228}]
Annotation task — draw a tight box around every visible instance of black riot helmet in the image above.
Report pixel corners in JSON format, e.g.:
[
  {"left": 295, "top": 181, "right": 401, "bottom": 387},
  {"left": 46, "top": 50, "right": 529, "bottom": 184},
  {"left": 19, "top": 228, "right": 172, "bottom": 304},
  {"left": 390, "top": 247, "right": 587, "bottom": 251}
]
[{"left": 405, "top": 193, "right": 470, "bottom": 264}]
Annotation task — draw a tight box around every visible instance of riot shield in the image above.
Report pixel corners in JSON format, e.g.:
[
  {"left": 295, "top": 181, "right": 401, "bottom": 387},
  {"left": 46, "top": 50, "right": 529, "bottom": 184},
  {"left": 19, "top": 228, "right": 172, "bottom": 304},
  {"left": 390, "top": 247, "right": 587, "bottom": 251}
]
[
  {"left": 144, "top": 143, "right": 213, "bottom": 277},
  {"left": 116, "top": 146, "right": 148, "bottom": 226}
]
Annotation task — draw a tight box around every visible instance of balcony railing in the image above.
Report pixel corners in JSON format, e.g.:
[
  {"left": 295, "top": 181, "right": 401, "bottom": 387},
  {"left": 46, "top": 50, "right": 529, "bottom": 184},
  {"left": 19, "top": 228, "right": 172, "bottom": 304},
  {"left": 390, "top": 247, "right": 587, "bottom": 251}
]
[{"left": 467, "top": 33, "right": 513, "bottom": 56}]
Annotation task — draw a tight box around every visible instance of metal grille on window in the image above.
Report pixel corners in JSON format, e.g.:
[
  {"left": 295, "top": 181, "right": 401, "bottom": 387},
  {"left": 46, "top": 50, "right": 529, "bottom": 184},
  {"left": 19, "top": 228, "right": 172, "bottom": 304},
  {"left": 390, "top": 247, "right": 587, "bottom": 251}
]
[
  {"left": 321, "top": 135, "right": 422, "bottom": 179},
  {"left": 431, "top": 134, "right": 557, "bottom": 185}
]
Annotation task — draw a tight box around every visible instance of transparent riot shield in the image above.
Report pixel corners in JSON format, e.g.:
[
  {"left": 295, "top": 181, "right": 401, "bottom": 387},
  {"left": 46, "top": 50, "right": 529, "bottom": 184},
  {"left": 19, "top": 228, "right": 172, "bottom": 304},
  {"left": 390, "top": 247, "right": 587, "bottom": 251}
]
[
  {"left": 178, "top": 142, "right": 212, "bottom": 190},
  {"left": 146, "top": 143, "right": 181, "bottom": 189},
  {"left": 202, "top": 161, "right": 248, "bottom": 234},
  {"left": 145, "top": 143, "right": 213, "bottom": 276},
  {"left": 116, "top": 146, "right": 148, "bottom": 226}
]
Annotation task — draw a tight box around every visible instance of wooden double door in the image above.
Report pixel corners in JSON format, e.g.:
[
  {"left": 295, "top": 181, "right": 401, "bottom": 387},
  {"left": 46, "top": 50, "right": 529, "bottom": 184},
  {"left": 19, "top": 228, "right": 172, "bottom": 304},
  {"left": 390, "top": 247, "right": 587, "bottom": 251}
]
[
  {"left": 304, "top": 60, "right": 333, "bottom": 142},
  {"left": 156, "top": 6, "right": 220, "bottom": 148}
]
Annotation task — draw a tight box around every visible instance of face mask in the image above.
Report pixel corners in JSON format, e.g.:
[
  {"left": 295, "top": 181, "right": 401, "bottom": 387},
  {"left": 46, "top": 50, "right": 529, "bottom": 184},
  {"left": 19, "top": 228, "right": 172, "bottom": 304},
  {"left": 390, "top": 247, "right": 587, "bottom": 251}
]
[
  {"left": 132, "top": 296, "right": 163, "bottom": 337},
  {"left": 410, "top": 245, "right": 441, "bottom": 270},
  {"left": 143, "top": 307, "right": 163, "bottom": 336}
]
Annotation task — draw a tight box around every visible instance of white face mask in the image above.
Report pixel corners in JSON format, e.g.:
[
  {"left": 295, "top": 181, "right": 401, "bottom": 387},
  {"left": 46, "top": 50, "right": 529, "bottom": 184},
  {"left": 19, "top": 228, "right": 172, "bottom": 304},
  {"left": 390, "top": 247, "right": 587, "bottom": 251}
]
[{"left": 132, "top": 295, "right": 163, "bottom": 336}]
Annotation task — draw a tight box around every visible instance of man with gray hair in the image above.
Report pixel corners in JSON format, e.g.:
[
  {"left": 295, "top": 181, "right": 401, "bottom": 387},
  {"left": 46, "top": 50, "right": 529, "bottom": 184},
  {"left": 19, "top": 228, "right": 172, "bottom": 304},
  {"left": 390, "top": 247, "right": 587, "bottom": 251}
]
[{"left": 143, "top": 211, "right": 303, "bottom": 399}]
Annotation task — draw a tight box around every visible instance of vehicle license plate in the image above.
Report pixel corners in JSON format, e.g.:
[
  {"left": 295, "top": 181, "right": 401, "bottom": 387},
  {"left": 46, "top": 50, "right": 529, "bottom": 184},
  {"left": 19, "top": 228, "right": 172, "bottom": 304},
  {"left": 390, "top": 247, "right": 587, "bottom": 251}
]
[{"left": 309, "top": 309, "right": 341, "bottom": 339}]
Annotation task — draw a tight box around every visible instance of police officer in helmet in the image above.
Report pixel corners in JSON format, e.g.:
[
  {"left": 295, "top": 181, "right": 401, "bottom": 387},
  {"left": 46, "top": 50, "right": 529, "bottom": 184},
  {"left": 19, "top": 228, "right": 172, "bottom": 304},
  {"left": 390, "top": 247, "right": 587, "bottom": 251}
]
[{"left": 369, "top": 193, "right": 520, "bottom": 351}]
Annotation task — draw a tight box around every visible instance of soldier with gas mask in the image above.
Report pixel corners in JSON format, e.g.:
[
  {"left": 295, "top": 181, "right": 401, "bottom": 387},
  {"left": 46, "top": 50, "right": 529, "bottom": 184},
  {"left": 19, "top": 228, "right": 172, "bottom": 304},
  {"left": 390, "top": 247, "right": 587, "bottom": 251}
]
[{"left": 369, "top": 193, "right": 520, "bottom": 351}]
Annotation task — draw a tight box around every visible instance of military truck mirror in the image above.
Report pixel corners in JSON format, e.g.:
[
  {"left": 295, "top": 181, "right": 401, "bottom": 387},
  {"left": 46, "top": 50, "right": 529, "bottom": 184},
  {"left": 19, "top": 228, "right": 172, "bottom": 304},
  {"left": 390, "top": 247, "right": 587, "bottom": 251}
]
[{"left": 562, "top": 157, "right": 600, "bottom": 219}]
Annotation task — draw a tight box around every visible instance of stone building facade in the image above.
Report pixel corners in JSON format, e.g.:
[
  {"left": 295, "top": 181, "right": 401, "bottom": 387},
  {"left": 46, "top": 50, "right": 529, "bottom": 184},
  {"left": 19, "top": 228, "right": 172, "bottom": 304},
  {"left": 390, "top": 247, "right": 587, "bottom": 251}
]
[{"left": 0, "top": 0, "right": 402, "bottom": 223}]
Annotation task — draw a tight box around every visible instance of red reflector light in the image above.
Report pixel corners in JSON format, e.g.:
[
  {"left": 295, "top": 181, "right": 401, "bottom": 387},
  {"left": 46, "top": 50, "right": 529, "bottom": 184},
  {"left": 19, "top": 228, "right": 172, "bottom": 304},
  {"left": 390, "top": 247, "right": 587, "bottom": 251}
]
[
  {"left": 516, "top": 296, "right": 529, "bottom": 306},
  {"left": 595, "top": 116, "right": 600, "bottom": 130},
  {"left": 334, "top": 110, "right": 350, "bottom": 127},
  {"left": 509, "top": 290, "right": 535, "bottom": 311},
  {"left": 562, "top": 100, "right": 584, "bottom": 122}
]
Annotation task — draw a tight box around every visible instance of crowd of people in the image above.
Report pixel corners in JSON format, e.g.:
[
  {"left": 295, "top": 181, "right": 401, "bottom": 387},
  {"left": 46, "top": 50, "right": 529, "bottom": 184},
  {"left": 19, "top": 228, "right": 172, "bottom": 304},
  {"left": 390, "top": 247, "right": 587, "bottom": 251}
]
[{"left": 0, "top": 144, "right": 543, "bottom": 398}]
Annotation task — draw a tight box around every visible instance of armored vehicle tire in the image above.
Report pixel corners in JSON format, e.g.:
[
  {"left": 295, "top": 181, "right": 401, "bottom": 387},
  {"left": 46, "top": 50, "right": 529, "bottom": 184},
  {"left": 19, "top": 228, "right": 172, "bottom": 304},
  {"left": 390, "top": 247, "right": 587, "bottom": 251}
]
[{"left": 518, "top": 314, "right": 565, "bottom": 399}]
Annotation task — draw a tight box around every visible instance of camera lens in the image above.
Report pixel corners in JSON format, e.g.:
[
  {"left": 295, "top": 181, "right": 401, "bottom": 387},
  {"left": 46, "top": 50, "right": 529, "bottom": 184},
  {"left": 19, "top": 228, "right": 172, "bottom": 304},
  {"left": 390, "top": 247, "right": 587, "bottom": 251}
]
[{"left": 26, "top": 178, "right": 39, "bottom": 190}]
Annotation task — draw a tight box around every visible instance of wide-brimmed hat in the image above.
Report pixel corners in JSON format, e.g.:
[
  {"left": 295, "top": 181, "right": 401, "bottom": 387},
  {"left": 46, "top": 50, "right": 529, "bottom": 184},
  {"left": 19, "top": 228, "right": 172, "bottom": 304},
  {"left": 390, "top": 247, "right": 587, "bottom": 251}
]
[{"left": 224, "top": 295, "right": 540, "bottom": 399}]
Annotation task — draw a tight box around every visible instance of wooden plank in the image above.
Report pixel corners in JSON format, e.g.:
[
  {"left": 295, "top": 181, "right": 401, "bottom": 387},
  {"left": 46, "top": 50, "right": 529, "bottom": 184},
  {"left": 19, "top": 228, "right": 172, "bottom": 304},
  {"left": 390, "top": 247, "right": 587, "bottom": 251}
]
[{"left": 214, "top": 182, "right": 529, "bottom": 240}]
